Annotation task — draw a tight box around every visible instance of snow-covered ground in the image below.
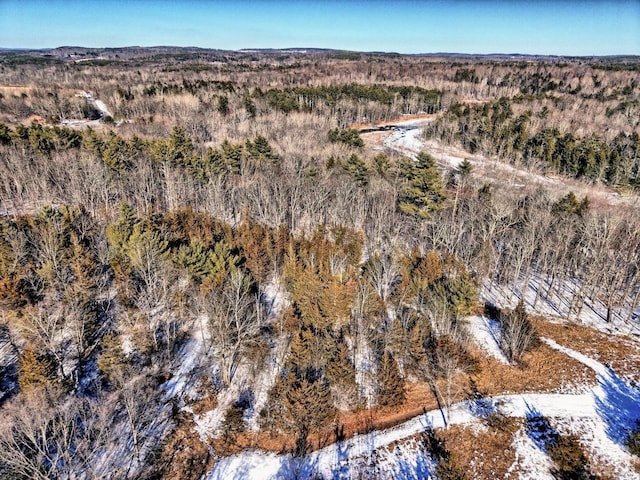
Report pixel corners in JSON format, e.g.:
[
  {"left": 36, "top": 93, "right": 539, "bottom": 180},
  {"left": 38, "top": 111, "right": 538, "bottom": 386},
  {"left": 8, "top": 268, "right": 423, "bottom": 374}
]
[
  {"left": 163, "top": 276, "right": 292, "bottom": 440},
  {"left": 466, "top": 315, "right": 509, "bottom": 364},
  {"left": 206, "top": 338, "right": 640, "bottom": 479},
  {"left": 481, "top": 275, "right": 640, "bottom": 337},
  {"left": 508, "top": 427, "right": 555, "bottom": 480},
  {"left": 163, "top": 315, "right": 211, "bottom": 400},
  {"left": 59, "top": 91, "right": 113, "bottom": 128},
  {"left": 382, "top": 126, "right": 426, "bottom": 159}
]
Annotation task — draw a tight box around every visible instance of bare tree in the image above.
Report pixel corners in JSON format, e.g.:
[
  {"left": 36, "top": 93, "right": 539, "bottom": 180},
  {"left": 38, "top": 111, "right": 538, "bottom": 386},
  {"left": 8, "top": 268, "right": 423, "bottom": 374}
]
[
  {"left": 0, "top": 388, "right": 111, "bottom": 480},
  {"left": 203, "top": 270, "right": 261, "bottom": 386}
]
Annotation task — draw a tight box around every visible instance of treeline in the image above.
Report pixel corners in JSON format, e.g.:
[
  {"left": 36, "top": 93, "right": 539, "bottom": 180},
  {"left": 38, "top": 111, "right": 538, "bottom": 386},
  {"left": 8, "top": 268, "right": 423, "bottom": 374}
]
[
  {"left": 427, "top": 98, "right": 640, "bottom": 188},
  {"left": 260, "top": 84, "right": 443, "bottom": 115},
  {"left": 0, "top": 121, "right": 443, "bottom": 234},
  {"left": 142, "top": 79, "right": 235, "bottom": 97}
]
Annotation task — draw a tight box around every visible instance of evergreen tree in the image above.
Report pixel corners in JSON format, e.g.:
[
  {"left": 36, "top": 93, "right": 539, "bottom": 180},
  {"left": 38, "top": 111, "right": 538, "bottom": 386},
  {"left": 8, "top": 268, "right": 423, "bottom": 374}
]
[
  {"left": 0, "top": 122, "right": 12, "bottom": 145},
  {"left": 167, "top": 126, "right": 195, "bottom": 167},
  {"left": 282, "top": 372, "right": 336, "bottom": 455},
  {"left": 325, "top": 341, "right": 356, "bottom": 389},
  {"left": 246, "top": 135, "right": 279, "bottom": 164},
  {"left": 203, "top": 147, "right": 227, "bottom": 179},
  {"left": 373, "top": 152, "right": 390, "bottom": 177},
  {"left": 18, "top": 348, "right": 55, "bottom": 392},
  {"left": 217, "top": 95, "right": 230, "bottom": 116},
  {"left": 28, "top": 122, "right": 54, "bottom": 155},
  {"left": 446, "top": 270, "right": 477, "bottom": 317},
  {"left": 399, "top": 152, "right": 445, "bottom": 217},
  {"left": 551, "top": 192, "right": 589, "bottom": 217},
  {"left": 221, "top": 140, "right": 243, "bottom": 175},
  {"left": 342, "top": 153, "right": 370, "bottom": 187},
  {"left": 243, "top": 94, "right": 256, "bottom": 118},
  {"left": 101, "top": 131, "right": 132, "bottom": 172},
  {"left": 457, "top": 158, "right": 473, "bottom": 180},
  {"left": 328, "top": 128, "right": 364, "bottom": 148},
  {"left": 376, "top": 351, "right": 405, "bottom": 407},
  {"left": 106, "top": 202, "right": 139, "bottom": 264},
  {"left": 175, "top": 238, "right": 211, "bottom": 283}
]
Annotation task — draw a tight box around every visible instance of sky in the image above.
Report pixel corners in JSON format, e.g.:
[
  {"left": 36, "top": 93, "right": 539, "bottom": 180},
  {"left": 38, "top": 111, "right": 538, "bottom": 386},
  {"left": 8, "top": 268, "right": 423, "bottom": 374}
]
[{"left": 0, "top": 0, "right": 638, "bottom": 56}]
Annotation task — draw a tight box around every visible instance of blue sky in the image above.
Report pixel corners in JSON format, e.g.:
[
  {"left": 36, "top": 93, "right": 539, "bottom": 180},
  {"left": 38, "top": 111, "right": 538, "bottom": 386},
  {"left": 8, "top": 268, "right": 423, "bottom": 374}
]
[{"left": 1, "top": 0, "right": 638, "bottom": 55}]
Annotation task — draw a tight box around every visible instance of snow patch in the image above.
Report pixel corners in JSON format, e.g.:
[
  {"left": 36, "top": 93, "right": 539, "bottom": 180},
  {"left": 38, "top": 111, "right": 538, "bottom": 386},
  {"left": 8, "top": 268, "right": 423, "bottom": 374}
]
[
  {"left": 466, "top": 315, "right": 509, "bottom": 364},
  {"left": 245, "top": 334, "right": 290, "bottom": 431},
  {"left": 260, "top": 275, "right": 289, "bottom": 319},
  {"left": 543, "top": 337, "right": 640, "bottom": 446},
  {"left": 508, "top": 426, "right": 555, "bottom": 480},
  {"left": 382, "top": 126, "right": 425, "bottom": 159},
  {"left": 481, "top": 275, "right": 640, "bottom": 337},
  {"left": 163, "top": 315, "right": 211, "bottom": 400},
  {"left": 555, "top": 417, "right": 640, "bottom": 480}
]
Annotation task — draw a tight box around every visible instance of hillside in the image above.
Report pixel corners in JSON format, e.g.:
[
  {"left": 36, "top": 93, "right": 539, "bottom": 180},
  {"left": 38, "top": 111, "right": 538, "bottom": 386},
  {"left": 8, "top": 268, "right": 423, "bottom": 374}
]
[{"left": 0, "top": 48, "right": 639, "bottom": 479}]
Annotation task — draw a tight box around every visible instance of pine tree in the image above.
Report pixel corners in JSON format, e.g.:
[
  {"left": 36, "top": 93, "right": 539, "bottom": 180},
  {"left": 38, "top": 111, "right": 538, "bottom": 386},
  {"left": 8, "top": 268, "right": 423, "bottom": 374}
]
[
  {"left": 551, "top": 191, "right": 590, "bottom": 217},
  {"left": 97, "top": 333, "right": 128, "bottom": 386},
  {"left": 167, "top": 126, "right": 195, "bottom": 167},
  {"left": 175, "top": 238, "right": 210, "bottom": 283},
  {"left": 81, "top": 126, "right": 103, "bottom": 153},
  {"left": 246, "top": 135, "right": 279, "bottom": 164},
  {"left": 282, "top": 371, "right": 337, "bottom": 455},
  {"left": 221, "top": 140, "right": 242, "bottom": 175},
  {"left": 217, "top": 95, "right": 230, "bottom": 116},
  {"left": 376, "top": 351, "right": 405, "bottom": 407},
  {"left": 101, "top": 131, "right": 131, "bottom": 172},
  {"left": 447, "top": 269, "right": 477, "bottom": 317},
  {"left": 325, "top": 341, "right": 356, "bottom": 389},
  {"left": 399, "top": 152, "right": 445, "bottom": 217},
  {"left": 243, "top": 94, "right": 256, "bottom": 118},
  {"left": 106, "top": 202, "right": 139, "bottom": 264},
  {"left": 0, "top": 122, "right": 12, "bottom": 145},
  {"left": 203, "top": 147, "right": 226, "bottom": 179},
  {"left": 342, "top": 153, "right": 370, "bottom": 187},
  {"left": 407, "top": 323, "right": 429, "bottom": 376},
  {"left": 457, "top": 158, "right": 473, "bottom": 180},
  {"left": 373, "top": 152, "right": 390, "bottom": 177}
]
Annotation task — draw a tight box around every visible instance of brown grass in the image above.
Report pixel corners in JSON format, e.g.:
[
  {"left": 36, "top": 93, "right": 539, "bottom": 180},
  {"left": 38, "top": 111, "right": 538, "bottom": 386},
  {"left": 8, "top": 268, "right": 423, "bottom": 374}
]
[
  {"left": 190, "top": 394, "right": 218, "bottom": 415},
  {"left": 217, "top": 381, "right": 442, "bottom": 455},
  {"left": 537, "top": 319, "right": 640, "bottom": 382},
  {"left": 469, "top": 338, "right": 596, "bottom": 397},
  {"left": 155, "top": 411, "right": 213, "bottom": 480},
  {"left": 439, "top": 420, "right": 521, "bottom": 480}
]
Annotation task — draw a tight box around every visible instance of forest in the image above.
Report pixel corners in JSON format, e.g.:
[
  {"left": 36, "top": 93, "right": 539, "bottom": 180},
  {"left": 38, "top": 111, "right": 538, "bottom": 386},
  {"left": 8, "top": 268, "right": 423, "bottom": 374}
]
[{"left": 0, "top": 48, "right": 639, "bottom": 479}]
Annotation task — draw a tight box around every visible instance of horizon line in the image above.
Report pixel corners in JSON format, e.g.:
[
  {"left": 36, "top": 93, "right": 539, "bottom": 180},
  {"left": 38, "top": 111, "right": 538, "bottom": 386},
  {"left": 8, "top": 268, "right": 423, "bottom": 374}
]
[{"left": 1, "top": 45, "right": 639, "bottom": 59}]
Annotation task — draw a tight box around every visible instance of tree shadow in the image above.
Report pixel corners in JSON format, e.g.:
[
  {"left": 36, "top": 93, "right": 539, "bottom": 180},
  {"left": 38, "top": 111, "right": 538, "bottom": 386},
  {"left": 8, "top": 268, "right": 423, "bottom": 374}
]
[
  {"left": 466, "top": 379, "right": 498, "bottom": 419},
  {"left": 593, "top": 366, "right": 640, "bottom": 445},
  {"left": 525, "top": 403, "right": 558, "bottom": 452},
  {"left": 390, "top": 442, "right": 436, "bottom": 480},
  {"left": 275, "top": 448, "right": 320, "bottom": 480}
]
